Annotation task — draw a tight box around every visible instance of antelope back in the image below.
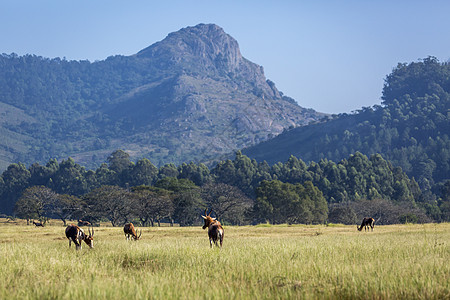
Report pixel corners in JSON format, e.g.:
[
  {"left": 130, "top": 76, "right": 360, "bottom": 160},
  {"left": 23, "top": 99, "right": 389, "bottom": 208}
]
[{"left": 65, "top": 224, "right": 80, "bottom": 240}]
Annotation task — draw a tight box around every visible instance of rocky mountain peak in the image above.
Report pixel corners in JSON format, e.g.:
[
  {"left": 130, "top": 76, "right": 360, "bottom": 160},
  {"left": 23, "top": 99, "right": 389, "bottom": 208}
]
[
  {"left": 138, "top": 24, "right": 243, "bottom": 73},
  {"left": 136, "top": 24, "right": 283, "bottom": 100}
]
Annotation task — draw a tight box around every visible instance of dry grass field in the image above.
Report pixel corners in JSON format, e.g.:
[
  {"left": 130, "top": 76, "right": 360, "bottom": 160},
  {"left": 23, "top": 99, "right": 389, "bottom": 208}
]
[{"left": 0, "top": 219, "right": 448, "bottom": 299}]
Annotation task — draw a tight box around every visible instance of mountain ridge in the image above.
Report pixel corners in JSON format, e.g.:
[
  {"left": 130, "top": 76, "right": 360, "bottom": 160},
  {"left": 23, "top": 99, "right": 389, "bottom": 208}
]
[
  {"left": 0, "top": 23, "right": 325, "bottom": 170},
  {"left": 243, "top": 57, "right": 449, "bottom": 190}
]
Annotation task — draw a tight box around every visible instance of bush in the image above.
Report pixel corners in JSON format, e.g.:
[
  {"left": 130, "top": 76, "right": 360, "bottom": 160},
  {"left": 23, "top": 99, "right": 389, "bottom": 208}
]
[{"left": 399, "top": 213, "right": 419, "bottom": 224}]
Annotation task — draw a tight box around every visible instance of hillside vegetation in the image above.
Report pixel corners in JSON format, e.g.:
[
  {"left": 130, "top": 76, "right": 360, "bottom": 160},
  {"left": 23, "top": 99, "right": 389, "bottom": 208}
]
[
  {"left": 0, "top": 24, "right": 323, "bottom": 170},
  {"left": 244, "top": 57, "right": 449, "bottom": 195}
]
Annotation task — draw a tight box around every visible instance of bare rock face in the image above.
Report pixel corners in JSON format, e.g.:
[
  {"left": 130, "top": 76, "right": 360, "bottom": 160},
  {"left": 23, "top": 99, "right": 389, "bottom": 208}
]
[
  {"left": 138, "top": 24, "right": 242, "bottom": 71},
  {"left": 136, "top": 24, "right": 281, "bottom": 100}
]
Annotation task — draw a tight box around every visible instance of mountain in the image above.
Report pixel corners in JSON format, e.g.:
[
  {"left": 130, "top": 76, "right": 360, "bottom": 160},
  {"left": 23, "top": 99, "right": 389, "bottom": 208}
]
[
  {"left": 243, "top": 57, "right": 450, "bottom": 191},
  {"left": 0, "top": 24, "right": 324, "bottom": 170}
]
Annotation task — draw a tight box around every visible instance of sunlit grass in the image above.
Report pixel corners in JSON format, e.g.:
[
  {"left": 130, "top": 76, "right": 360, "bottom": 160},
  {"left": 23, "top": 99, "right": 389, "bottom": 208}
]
[{"left": 0, "top": 220, "right": 448, "bottom": 299}]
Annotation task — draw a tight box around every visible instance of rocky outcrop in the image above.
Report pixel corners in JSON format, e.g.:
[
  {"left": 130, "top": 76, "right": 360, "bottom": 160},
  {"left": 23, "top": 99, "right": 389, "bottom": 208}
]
[{"left": 136, "top": 24, "right": 282, "bottom": 100}]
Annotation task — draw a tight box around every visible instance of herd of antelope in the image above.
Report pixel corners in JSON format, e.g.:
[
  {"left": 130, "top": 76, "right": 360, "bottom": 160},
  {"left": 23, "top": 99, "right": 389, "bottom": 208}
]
[{"left": 61, "top": 209, "right": 374, "bottom": 251}]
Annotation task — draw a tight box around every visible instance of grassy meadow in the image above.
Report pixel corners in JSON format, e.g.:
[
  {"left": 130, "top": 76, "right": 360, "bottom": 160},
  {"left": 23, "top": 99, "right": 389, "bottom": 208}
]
[{"left": 0, "top": 219, "right": 448, "bottom": 299}]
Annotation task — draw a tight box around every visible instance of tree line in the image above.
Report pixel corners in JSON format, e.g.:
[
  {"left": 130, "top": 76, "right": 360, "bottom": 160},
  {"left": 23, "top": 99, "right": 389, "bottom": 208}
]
[{"left": 1, "top": 149, "right": 448, "bottom": 225}]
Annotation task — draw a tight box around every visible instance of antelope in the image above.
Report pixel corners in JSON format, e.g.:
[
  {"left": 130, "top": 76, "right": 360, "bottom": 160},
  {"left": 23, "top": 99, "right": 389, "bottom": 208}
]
[
  {"left": 357, "top": 217, "right": 375, "bottom": 231},
  {"left": 78, "top": 219, "right": 91, "bottom": 226},
  {"left": 33, "top": 220, "right": 44, "bottom": 227},
  {"left": 65, "top": 224, "right": 94, "bottom": 250},
  {"left": 123, "top": 223, "right": 142, "bottom": 241},
  {"left": 201, "top": 209, "right": 224, "bottom": 248}
]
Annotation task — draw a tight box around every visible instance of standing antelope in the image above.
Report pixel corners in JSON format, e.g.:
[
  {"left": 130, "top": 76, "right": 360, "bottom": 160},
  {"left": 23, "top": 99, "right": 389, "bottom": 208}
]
[
  {"left": 201, "top": 209, "right": 224, "bottom": 248},
  {"left": 123, "top": 223, "right": 142, "bottom": 241},
  {"left": 65, "top": 224, "right": 94, "bottom": 250},
  {"left": 357, "top": 217, "right": 375, "bottom": 231},
  {"left": 33, "top": 220, "right": 44, "bottom": 227}
]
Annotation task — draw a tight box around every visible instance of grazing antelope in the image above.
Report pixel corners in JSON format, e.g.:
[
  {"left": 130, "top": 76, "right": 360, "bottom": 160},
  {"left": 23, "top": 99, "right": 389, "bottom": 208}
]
[
  {"left": 65, "top": 224, "right": 94, "bottom": 250},
  {"left": 357, "top": 217, "right": 375, "bottom": 231},
  {"left": 77, "top": 219, "right": 91, "bottom": 226},
  {"left": 33, "top": 220, "right": 44, "bottom": 227},
  {"left": 201, "top": 209, "right": 224, "bottom": 248},
  {"left": 123, "top": 223, "right": 142, "bottom": 241}
]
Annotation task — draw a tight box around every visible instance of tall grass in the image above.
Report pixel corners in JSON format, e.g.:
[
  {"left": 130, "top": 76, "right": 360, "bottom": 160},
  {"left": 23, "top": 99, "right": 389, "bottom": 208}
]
[{"left": 0, "top": 221, "right": 448, "bottom": 299}]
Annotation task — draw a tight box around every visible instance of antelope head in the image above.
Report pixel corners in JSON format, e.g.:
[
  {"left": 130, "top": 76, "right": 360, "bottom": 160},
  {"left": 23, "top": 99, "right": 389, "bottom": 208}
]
[
  {"left": 84, "top": 227, "right": 94, "bottom": 248},
  {"left": 201, "top": 209, "right": 216, "bottom": 229},
  {"left": 134, "top": 229, "right": 143, "bottom": 240}
]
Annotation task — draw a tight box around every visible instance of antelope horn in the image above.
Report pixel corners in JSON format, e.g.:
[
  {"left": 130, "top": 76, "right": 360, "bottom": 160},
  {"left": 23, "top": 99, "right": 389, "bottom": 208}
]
[
  {"left": 208, "top": 209, "right": 213, "bottom": 216},
  {"left": 204, "top": 208, "right": 208, "bottom": 216},
  {"left": 138, "top": 229, "right": 142, "bottom": 239}
]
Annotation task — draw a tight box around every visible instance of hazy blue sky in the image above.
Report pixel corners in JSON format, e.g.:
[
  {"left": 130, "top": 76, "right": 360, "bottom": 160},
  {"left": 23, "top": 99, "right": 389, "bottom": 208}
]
[{"left": 2, "top": 0, "right": 449, "bottom": 113}]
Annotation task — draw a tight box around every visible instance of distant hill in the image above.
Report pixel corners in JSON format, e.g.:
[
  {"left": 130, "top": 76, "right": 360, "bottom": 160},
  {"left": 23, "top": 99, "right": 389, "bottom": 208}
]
[
  {"left": 0, "top": 23, "right": 324, "bottom": 170},
  {"left": 244, "top": 57, "right": 450, "bottom": 190}
]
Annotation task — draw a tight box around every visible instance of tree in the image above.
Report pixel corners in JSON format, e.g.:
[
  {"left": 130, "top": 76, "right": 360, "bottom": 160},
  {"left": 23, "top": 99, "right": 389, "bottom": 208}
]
[
  {"left": 303, "top": 181, "right": 328, "bottom": 224},
  {"left": 178, "top": 162, "right": 211, "bottom": 186},
  {"left": 201, "top": 182, "right": 252, "bottom": 225},
  {"left": 155, "top": 177, "right": 203, "bottom": 226},
  {"left": 157, "top": 163, "right": 179, "bottom": 180},
  {"left": 28, "top": 159, "right": 58, "bottom": 186},
  {"left": 212, "top": 151, "right": 259, "bottom": 196},
  {"left": 254, "top": 180, "right": 317, "bottom": 225},
  {"left": 14, "top": 193, "right": 39, "bottom": 224},
  {"left": 125, "top": 158, "right": 158, "bottom": 187},
  {"left": 0, "top": 163, "right": 31, "bottom": 215},
  {"left": 327, "top": 203, "right": 357, "bottom": 224},
  {"left": 48, "top": 194, "right": 82, "bottom": 226},
  {"left": 84, "top": 185, "right": 133, "bottom": 226},
  {"left": 132, "top": 186, "right": 174, "bottom": 226},
  {"left": 14, "top": 186, "right": 57, "bottom": 224},
  {"left": 49, "top": 158, "right": 89, "bottom": 196},
  {"left": 212, "top": 160, "right": 236, "bottom": 185},
  {"left": 95, "top": 163, "right": 118, "bottom": 186},
  {"left": 107, "top": 150, "right": 133, "bottom": 174}
]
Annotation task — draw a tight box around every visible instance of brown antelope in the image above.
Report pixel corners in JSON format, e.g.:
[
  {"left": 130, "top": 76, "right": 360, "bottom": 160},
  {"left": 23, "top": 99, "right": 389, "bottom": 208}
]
[
  {"left": 201, "top": 209, "right": 224, "bottom": 248},
  {"left": 33, "top": 220, "right": 44, "bottom": 227},
  {"left": 65, "top": 224, "right": 94, "bottom": 250},
  {"left": 123, "top": 223, "right": 142, "bottom": 241},
  {"left": 357, "top": 217, "right": 375, "bottom": 231},
  {"left": 77, "top": 219, "right": 91, "bottom": 226}
]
